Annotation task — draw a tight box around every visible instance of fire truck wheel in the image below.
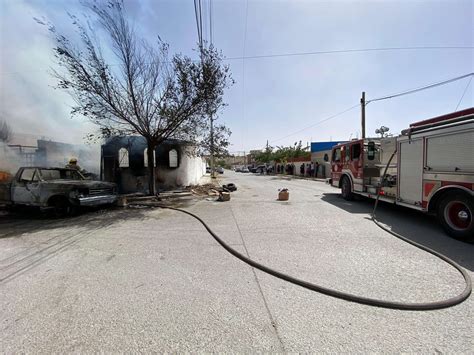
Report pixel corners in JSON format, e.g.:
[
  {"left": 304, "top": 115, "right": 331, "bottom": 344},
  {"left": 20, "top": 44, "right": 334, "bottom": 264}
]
[
  {"left": 437, "top": 192, "right": 474, "bottom": 242},
  {"left": 341, "top": 176, "right": 354, "bottom": 201}
]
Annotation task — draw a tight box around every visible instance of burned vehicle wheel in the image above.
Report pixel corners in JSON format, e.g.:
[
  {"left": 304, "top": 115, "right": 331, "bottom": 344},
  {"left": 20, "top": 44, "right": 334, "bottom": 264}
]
[
  {"left": 50, "top": 197, "right": 72, "bottom": 218},
  {"left": 437, "top": 192, "right": 474, "bottom": 243},
  {"left": 341, "top": 176, "right": 354, "bottom": 201}
]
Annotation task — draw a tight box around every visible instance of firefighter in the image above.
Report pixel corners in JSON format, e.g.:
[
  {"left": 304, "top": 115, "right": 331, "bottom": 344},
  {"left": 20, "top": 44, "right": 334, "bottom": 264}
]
[{"left": 66, "top": 158, "right": 81, "bottom": 170}]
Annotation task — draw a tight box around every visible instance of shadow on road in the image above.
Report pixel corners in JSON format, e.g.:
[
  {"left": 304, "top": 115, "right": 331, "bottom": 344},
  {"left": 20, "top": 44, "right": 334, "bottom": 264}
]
[
  {"left": 0, "top": 207, "right": 150, "bottom": 239},
  {"left": 0, "top": 207, "right": 160, "bottom": 284},
  {"left": 268, "top": 174, "right": 327, "bottom": 183},
  {"left": 0, "top": 196, "right": 201, "bottom": 240},
  {"left": 321, "top": 192, "right": 474, "bottom": 272}
]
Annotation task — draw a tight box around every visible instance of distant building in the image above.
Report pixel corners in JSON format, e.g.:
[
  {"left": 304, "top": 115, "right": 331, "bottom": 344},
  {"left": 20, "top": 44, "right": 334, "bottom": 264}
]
[
  {"left": 246, "top": 150, "right": 262, "bottom": 166},
  {"left": 219, "top": 154, "right": 247, "bottom": 167},
  {"left": 101, "top": 136, "right": 206, "bottom": 193}
]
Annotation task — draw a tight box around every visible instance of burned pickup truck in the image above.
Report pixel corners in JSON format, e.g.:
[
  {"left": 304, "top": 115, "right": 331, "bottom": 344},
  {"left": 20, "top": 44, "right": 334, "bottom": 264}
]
[{"left": 0, "top": 167, "right": 117, "bottom": 216}]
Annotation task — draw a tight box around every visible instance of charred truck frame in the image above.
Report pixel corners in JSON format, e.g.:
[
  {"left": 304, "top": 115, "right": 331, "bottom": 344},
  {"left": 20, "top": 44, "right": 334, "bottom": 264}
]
[
  {"left": 0, "top": 167, "right": 117, "bottom": 217},
  {"left": 330, "top": 108, "right": 474, "bottom": 242}
]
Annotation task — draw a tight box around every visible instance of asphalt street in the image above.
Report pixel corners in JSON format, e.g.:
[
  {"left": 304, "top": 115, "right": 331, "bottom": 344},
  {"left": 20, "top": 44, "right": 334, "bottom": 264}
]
[{"left": 1, "top": 171, "right": 473, "bottom": 352}]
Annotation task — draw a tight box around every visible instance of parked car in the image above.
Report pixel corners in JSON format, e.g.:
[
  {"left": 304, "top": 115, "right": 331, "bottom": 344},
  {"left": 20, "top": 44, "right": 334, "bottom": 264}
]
[
  {"left": 206, "top": 166, "right": 224, "bottom": 174},
  {"left": 0, "top": 167, "right": 117, "bottom": 217},
  {"left": 254, "top": 165, "right": 266, "bottom": 174},
  {"left": 241, "top": 167, "right": 250, "bottom": 173}
]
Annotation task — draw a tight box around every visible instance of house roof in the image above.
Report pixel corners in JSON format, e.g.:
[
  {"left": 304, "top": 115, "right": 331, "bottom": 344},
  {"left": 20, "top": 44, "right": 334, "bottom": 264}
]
[{"left": 103, "top": 136, "right": 191, "bottom": 147}]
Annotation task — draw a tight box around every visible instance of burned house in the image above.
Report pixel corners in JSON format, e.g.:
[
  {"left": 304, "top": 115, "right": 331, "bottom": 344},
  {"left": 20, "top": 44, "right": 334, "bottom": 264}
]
[
  {"left": 36, "top": 140, "right": 100, "bottom": 174},
  {"left": 1, "top": 135, "right": 100, "bottom": 178},
  {"left": 101, "top": 136, "right": 206, "bottom": 193}
]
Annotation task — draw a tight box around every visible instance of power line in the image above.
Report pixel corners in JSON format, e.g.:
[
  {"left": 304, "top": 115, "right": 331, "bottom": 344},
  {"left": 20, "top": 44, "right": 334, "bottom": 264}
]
[
  {"left": 193, "top": 0, "right": 202, "bottom": 47},
  {"left": 202, "top": 0, "right": 207, "bottom": 44},
  {"left": 241, "top": 0, "right": 249, "bottom": 152},
  {"left": 267, "top": 72, "right": 473, "bottom": 145},
  {"left": 269, "top": 104, "right": 360, "bottom": 144},
  {"left": 198, "top": 0, "right": 203, "bottom": 47},
  {"left": 367, "top": 72, "right": 474, "bottom": 103},
  {"left": 209, "top": 0, "right": 213, "bottom": 45},
  {"left": 2, "top": 46, "right": 472, "bottom": 76},
  {"left": 455, "top": 75, "right": 473, "bottom": 111},
  {"left": 225, "top": 46, "right": 473, "bottom": 61}
]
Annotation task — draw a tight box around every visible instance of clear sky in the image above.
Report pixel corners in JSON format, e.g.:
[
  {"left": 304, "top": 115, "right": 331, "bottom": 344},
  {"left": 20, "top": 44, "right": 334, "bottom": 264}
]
[{"left": 1, "top": 0, "right": 473, "bottom": 153}]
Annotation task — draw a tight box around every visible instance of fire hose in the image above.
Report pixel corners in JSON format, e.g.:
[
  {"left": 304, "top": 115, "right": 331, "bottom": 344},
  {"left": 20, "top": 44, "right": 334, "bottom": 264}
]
[{"left": 158, "top": 151, "right": 472, "bottom": 310}]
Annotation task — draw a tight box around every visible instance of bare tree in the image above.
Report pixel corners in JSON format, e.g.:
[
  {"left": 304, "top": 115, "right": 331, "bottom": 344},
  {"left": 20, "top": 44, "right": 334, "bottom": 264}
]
[
  {"left": 197, "top": 121, "right": 231, "bottom": 158},
  {"left": 0, "top": 120, "right": 11, "bottom": 143},
  {"left": 198, "top": 44, "right": 234, "bottom": 164},
  {"left": 37, "top": 1, "right": 232, "bottom": 194}
]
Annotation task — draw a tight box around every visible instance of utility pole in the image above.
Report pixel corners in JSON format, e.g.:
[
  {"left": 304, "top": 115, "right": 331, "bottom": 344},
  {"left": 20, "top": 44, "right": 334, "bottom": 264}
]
[
  {"left": 210, "top": 114, "right": 215, "bottom": 178},
  {"left": 361, "top": 91, "right": 366, "bottom": 139}
]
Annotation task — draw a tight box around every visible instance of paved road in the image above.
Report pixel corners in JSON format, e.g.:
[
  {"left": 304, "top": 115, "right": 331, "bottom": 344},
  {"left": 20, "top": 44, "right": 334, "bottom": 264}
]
[{"left": 1, "top": 171, "right": 472, "bottom": 352}]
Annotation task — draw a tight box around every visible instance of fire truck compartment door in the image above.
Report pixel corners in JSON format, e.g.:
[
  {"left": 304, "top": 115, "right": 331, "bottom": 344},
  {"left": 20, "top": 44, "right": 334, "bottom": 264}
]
[
  {"left": 398, "top": 139, "right": 423, "bottom": 204},
  {"left": 426, "top": 130, "right": 474, "bottom": 172}
]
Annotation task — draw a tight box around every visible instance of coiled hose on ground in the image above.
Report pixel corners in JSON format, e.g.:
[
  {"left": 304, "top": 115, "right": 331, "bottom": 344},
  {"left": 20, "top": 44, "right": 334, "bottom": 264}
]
[{"left": 158, "top": 151, "right": 472, "bottom": 310}]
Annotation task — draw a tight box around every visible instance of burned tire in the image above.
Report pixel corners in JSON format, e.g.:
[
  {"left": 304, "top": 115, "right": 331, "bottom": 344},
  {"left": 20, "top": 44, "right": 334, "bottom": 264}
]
[
  {"left": 341, "top": 176, "right": 354, "bottom": 201},
  {"left": 51, "top": 197, "right": 72, "bottom": 218},
  {"left": 437, "top": 192, "right": 474, "bottom": 243},
  {"left": 222, "top": 183, "right": 237, "bottom": 192}
]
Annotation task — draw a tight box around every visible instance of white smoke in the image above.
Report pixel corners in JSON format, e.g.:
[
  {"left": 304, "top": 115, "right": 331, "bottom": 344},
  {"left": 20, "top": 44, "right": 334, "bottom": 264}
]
[
  {"left": 34, "top": 139, "right": 101, "bottom": 175},
  {"left": 0, "top": 140, "right": 101, "bottom": 176},
  {"left": 0, "top": 142, "right": 21, "bottom": 174}
]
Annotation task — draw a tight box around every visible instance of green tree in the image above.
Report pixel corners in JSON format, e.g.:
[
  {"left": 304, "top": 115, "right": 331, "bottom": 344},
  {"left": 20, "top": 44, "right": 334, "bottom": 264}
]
[
  {"left": 271, "top": 141, "right": 310, "bottom": 162},
  {"left": 255, "top": 144, "right": 274, "bottom": 163}
]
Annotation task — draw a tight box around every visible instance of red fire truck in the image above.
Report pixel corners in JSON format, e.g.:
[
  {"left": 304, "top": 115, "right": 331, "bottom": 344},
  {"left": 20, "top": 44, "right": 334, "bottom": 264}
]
[{"left": 330, "top": 107, "right": 474, "bottom": 242}]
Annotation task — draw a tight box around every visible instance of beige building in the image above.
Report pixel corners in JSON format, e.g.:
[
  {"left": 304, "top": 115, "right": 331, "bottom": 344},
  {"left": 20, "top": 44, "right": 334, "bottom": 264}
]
[{"left": 310, "top": 141, "right": 346, "bottom": 178}]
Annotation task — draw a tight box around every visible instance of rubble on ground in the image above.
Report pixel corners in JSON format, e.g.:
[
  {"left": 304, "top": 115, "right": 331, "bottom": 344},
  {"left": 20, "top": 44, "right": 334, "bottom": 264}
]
[
  {"left": 187, "top": 183, "right": 221, "bottom": 196},
  {"left": 121, "top": 182, "right": 237, "bottom": 207}
]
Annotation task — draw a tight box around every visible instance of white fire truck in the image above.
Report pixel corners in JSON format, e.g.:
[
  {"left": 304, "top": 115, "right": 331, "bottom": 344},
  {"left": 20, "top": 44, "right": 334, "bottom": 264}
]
[{"left": 330, "top": 107, "right": 474, "bottom": 242}]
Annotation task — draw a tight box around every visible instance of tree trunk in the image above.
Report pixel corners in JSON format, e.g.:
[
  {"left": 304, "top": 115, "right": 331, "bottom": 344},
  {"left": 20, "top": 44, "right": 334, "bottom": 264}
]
[{"left": 147, "top": 141, "right": 156, "bottom": 195}]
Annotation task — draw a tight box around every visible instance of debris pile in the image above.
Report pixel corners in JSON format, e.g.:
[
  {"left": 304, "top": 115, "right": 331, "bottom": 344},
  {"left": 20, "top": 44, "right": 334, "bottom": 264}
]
[
  {"left": 188, "top": 184, "right": 219, "bottom": 196},
  {"left": 188, "top": 182, "right": 237, "bottom": 202},
  {"left": 121, "top": 182, "right": 238, "bottom": 207}
]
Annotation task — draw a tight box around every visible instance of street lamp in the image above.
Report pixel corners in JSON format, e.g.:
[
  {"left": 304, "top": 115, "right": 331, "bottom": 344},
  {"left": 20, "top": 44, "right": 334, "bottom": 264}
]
[{"left": 375, "top": 126, "right": 390, "bottom": 138}]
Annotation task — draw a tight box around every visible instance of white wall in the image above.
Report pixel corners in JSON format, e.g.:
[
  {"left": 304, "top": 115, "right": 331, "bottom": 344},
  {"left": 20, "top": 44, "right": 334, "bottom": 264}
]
[
  {"left": 311, "top": 150, "right": 332, "bottom": 178},
  {"left": 293, "top": 160, "right": 312, "bottom": 176},
  {"left": 176, "top": 147, "right": 206, "bottom": 186},
  {"left": 156, "top": 146, "right": 206, "bottom": 187}
]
